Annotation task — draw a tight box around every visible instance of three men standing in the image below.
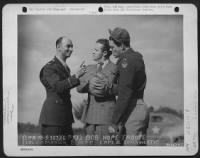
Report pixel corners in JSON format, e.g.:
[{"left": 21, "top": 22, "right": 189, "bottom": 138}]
[{"left": 39, "top": 28, "right": 149, "bottom": 146}]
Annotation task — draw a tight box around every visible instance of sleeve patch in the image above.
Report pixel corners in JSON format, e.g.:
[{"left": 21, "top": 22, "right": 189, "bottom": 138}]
[{"left": 121, "top": 58, "right": 128, "bottom": 68}]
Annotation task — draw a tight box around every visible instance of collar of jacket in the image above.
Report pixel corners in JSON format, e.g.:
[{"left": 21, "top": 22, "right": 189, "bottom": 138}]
[
  {"left": 54, "top": 56, "right": 70, "bottom": 74},
  {"left": 116, "top": 48, "right": 133, "bottom": 65},
  {"left": 55, "top": 56, "right": 67, "bottom": 67},
  {"left": 97, "top": 59, "right": 110, "bottom": 69}
]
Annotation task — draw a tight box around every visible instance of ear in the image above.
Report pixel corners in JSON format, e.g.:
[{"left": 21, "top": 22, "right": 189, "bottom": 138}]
[
  {"left": 56, "top": 44, "right": 61, "bottom": 51},
  {"left": 102, "top": 51, "right": 108, "bottom": 57},
  {"left": 121, "top": 43, "right": 126, "bottom": 51}
]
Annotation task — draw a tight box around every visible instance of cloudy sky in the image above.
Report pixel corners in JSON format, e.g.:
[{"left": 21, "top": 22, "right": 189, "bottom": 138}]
[{"left": 18, "top": 15, "right": 183, "bottom": 124}]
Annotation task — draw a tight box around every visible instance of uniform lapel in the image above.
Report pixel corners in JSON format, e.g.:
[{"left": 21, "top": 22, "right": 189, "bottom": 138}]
[
  {"left": 54, "top": 57, "right": 70, "bottom": 76},
  {"left": 103, "top": 60, "right": 111, "bottom": 70},
  {"left": 101, "top": 60, "right": 112, "bottom": 74}
]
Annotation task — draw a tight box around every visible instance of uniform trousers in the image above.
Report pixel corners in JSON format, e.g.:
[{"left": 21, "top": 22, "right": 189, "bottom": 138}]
[
  {"left": 84, "top": 124, "right": 118, "bottom": 146},
  {"left": 121, "top": 99, "right": 150, "bottom": 146}
]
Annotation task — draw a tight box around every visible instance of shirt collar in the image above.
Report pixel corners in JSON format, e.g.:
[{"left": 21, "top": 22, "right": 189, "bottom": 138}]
[
  {"left": 97, "top": 59, "right": 109, "bottom": 69},
  {"left": 102, "top": 59, "right": 109, "bottom": 68},
  {"left": 55, "top": 55, "right": 67, "bottom": 68}
]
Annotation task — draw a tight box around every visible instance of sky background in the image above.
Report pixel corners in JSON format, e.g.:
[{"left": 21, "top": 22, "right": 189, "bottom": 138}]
[{"left": 18, "top": 15, "right": 183, "bottom": 124}]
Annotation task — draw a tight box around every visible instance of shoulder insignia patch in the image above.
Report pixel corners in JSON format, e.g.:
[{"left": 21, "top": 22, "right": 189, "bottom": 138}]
[
  {"left": 121, "top": 58, "right": 128, "bottom": 68},
  {"left": 47, "top": 59, "right": 55, "bottom": 65}
]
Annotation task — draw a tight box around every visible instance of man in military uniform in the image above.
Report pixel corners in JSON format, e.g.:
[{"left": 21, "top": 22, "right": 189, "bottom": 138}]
[
  {"left": 108, "top": 27, "right": 150, "bottom": 146},
  {"left": 77, "top": 39, "right": 118, "bottom": 145},
  {"left": 39, "top": 36, "right": 86, "bottom": 146},
  {"left": 92, "top": 28, "right": 150, "bottom": 146}
]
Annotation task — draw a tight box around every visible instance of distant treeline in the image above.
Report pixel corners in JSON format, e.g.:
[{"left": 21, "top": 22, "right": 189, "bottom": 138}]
[{"left": 18, "top": 122, "right": 41, "bottom": 134}]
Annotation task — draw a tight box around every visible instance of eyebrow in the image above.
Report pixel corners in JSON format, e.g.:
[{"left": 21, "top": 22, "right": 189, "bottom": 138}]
[{"left": 66, "top": 44, "right": 73, "bottom": 47}]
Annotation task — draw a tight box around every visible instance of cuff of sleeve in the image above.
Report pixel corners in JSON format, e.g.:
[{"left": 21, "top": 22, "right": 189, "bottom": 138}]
[{"left": 68, "top": 74, "right": 80, "bottom": 87}]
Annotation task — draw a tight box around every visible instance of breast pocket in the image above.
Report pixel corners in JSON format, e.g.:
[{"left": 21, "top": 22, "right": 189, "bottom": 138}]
[{"left": 55, "top": 99, "right": 64, "bottom": 105}]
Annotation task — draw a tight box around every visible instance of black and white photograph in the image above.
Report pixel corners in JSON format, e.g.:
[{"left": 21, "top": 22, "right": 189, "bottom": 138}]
[
  {"left": 18, "top": 14, "right": 184, "bottom": 146},
  {"left": 2, "top": 4, "right": 198, "bottom": 156}
]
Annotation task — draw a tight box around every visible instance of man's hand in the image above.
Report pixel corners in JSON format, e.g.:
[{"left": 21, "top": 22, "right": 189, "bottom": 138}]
[
  {"left": 75, "top": 61, "right": 87, "bottom": 78},
  {"left": 108, "top": 123, "right": 124, "bottom": 134},
  {"left": 108, "top": 124, "right": 118, "bottom": 133},
  {"left": 89, "top": 76, "right": 105, "bottom": 97},
  {"left": 88, "top": 72, "right": 111, "bottom": 97},
  {"left": 72, "top": 120, "right": 85, "bottom": 129},
  {"left": 89, "top": 73, "right": 110, "bottom": 97}
]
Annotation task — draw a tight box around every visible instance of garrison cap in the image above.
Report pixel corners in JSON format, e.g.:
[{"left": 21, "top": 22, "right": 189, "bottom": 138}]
[{"left": 108, "top": 27, "right": 130, "bottom": 44}]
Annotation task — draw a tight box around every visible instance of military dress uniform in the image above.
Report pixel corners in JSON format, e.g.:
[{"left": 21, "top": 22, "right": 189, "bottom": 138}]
[
  {"left": 39, "top": 56, "right": 80, "bottom": 146},
  {"left": 112, "top": 48, "right": 150, "bottom": 146},
  {"left": 77, "top": 60, "right": 118, "bottom": 145}
]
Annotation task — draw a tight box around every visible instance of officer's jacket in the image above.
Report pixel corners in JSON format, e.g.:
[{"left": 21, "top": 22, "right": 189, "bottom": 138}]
[
  {"left": 77, "top": 60, "right": 118, "bottom": 125},
  {"left": 112, "top": 48, "right": 147, "bottom": 124},
  {"left": 39, "top": 57, "right": 79, "bottom": 126}
]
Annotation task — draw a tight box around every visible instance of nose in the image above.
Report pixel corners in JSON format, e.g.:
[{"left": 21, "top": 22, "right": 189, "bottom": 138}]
[{"left": 70, "top": 47, "right": 73, "bottom": 52}]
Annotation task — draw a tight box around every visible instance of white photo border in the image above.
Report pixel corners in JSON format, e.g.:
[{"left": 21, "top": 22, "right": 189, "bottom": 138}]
[{"left": 2, "top": 3, "right": 198, "bottom": 156}]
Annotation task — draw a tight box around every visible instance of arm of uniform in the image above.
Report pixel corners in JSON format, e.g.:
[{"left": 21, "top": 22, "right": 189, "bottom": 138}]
[
  {"left": 106, "top": 83, "right": 118, "bottom": 96},
  {"left": 90, "top": 64, "right": 119, "bottom": 97},
  {"left": 91, "top": 64, "right": 119, "bottom": 96},
  {"left": 112, "top": 57, "right": 136, "bottom": 124},
  {"left": 76, "top": 73, "right": 89, "bottom": 93},
  {"left": 43, "top": 65, "right": 80, "bottom": 93},
  {"left": 76, "top": 65, "right": 92, "bottom": 93},
  {"left": 105, "top": 65, "right": 119, "bottom": 96}
]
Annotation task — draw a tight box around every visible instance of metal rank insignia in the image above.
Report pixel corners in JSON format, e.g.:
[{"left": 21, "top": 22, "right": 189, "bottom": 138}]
[{"left": 121, "top": 58, "right": 128, "bottom": 68}]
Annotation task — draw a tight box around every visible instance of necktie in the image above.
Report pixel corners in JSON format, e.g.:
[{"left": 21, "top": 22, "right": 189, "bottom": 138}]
[
  {"left": 97, "top": 62, "right": 103, "bottom": 72},
  {"left": 64, "top": 64, "right": 70, "bottom": 75}
]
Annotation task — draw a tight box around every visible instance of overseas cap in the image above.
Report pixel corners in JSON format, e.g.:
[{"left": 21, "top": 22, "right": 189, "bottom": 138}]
[{"left": 108, "top": 27, "right": 130, "bottom": 44}]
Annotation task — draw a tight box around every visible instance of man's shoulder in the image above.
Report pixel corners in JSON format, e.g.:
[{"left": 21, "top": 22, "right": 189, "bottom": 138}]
[
  {"left": 124, "top": 49, "right": 143, "bottom": 63},
  {"left": 43, "top": 58, "right": 58, "bottom": 70},
  {"left": 117, "top": 50, "right": 141, "bottom": 71},
  {"left": 47, "top": 57, "right": 57, "bottom": 65},
  {"left": 124, "top": 48, "right": 137, "bottom": 55}
]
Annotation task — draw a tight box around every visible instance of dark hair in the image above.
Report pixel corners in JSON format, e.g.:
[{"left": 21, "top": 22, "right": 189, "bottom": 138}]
[
  {"left": 56, "top": 37, "right": 64, "bottom": 48},
  {"left": 109, "top": 36, "right": 130, "bottom": 47},
  {"left": 123, "top": 41, "right": 130, "bottom": 47},
  {"left": 109, "top": 36, "right": 121, "bottom": 47},
  {"left": 96, "top": 39, "right": 112, "bottom": 59}
]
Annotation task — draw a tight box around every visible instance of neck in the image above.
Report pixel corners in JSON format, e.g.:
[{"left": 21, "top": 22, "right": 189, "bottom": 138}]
[
  {"left": 118, "top": 47, "right": 130, "bottom": 58},
  {"left": 56, "top": 52, "right": 67, "bottom": 62},
  {"left": 98, "top": 57, "right": 108, "bottom": 63},
  {"left": 123, "top": 47, "right": 130, "bottom": 53}
]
